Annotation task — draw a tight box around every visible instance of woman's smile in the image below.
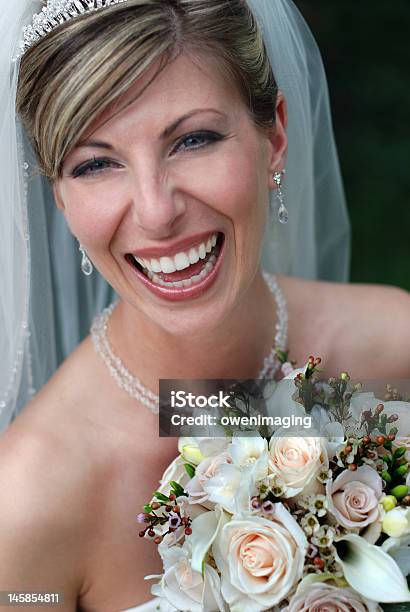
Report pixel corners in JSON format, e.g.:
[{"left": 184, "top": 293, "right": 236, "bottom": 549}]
[{"left": 125, "top": 231, "right": 225, "bottom": 301}]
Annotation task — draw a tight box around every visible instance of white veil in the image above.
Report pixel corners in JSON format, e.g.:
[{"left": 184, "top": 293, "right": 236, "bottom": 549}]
[{"left": 0, "top": 0, "right": 350, "bottom": 433}]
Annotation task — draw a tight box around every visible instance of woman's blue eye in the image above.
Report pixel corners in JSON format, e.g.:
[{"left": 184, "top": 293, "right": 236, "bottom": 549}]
[
  {"left": 72, "top": 132, "right": 223, "bottom": 178},
  {"left": 173, "top": 131, "right": 223, "bottom": 152},
  {"left": 72, "top": 157, "right": 119, "bottom": 178}
]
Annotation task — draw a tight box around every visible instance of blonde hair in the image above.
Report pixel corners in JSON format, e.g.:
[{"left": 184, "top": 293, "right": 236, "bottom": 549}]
[{"left": 16, "top": 0, "right": 278, "bottom": 181}]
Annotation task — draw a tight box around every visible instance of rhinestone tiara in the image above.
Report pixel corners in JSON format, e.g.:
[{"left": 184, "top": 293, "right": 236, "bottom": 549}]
[{"left": 14, "top": 0, "right": 129, "bottom": 61}]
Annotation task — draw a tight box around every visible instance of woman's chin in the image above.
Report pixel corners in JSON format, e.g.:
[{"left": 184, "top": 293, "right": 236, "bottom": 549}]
[{"left": 144, "top": 299, "right": 233, "bottom": 340}]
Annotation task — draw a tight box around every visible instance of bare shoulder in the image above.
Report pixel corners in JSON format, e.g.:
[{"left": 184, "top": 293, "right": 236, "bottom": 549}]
[
  {"left": 0, "top": 337, "right": 114, "bottom": 608},
  {"left": 0, "top": 420, "right": 92, "bottom": 609},
  {"left": 277, "top": 274, "right": 410, "bottom": 378}
]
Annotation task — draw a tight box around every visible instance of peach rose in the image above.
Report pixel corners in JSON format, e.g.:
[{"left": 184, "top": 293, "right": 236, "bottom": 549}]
[
  {"left": 269, "top": 435, "right": 328, "bottom": 498},
  {"left": 284, "top": 581, "right": 382, "bottom": 611},
  {"left": 212, "top": 503, "right": 307, "bottom": 609},
  {"left": 326, "top": 465, "right": 383, "bottom": 531}
]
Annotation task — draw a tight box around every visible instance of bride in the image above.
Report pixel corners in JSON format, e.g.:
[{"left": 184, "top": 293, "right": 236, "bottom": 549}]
[{"left": 0, "top": 1, "right": 409, "bottom": 610}]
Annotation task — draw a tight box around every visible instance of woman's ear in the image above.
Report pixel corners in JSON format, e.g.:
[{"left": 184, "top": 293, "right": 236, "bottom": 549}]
[
  {"left": 266, "top": 91, "right": 288, "bottom": 183},
  {"left": 52, "top": 181, "right": 65, "bottom": 212}
]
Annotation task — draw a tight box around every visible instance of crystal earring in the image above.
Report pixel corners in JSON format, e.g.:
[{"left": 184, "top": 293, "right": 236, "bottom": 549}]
[
  {"left": 273, "top": 169, "right": 289, "bottom": 224},
  {"left": 78, "top": 242, "right": 93, "bottom": 276}
]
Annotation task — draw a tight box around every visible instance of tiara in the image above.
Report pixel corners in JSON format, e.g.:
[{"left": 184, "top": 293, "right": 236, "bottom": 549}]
[{"left": 14, "top": 0, "right": 128, "bottom": 61}]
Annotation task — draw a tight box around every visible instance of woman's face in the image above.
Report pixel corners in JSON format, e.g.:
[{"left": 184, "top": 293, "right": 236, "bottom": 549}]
[{"left": 54, "top": 52, "right": 287, "bottom": 336}]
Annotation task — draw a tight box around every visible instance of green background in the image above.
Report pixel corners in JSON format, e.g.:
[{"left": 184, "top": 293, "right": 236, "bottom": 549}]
[{"left": 295, "top": 1, "right": 410, "bottom": 291}]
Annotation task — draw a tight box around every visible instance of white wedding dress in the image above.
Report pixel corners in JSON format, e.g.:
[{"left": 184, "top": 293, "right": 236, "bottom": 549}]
[{"left": 122, "top": 600, "right": 163, "bottom": 611}]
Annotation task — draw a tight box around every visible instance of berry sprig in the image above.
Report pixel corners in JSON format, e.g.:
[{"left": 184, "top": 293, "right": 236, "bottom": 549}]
[
  {"left": 138, "top": 482, "right": 192, "bottom": 545},
  {"left": 336, "top": 432, "right": 409, "bottom": 503},
  {"left": 294, "top": 355, "right": 322, "bottom": 382},
  {"left": 360, "top": 402, "right": 399, "bottom": 436},
  {"left": 293, "top": 356, "right": 323, "bottom": 413},
  {"left": 384, "top": 383, "right": 410, "bottom": 402}
]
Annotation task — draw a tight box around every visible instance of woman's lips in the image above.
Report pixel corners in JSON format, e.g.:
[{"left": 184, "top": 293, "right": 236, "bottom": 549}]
[{"left": 126, "top": 234, "right": 225, "bottom": 302}]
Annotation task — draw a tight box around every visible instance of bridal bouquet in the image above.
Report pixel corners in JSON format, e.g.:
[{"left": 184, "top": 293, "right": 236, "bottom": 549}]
[{"left": 139, "top": 357, "right": 410, "bottom": 611}]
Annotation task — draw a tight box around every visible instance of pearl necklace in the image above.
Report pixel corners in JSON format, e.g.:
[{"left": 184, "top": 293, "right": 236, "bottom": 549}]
[{"left": 90, "top": 270, "right": 288, "bottom": 414}]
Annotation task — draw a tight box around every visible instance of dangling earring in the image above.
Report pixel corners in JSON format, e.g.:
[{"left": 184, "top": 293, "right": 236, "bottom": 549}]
[
  {"left": 78, "top": 242, "right": 93, "bottom": 276},
  {"left": 273, "top": 169, "right": 289, "bottom": 224}
]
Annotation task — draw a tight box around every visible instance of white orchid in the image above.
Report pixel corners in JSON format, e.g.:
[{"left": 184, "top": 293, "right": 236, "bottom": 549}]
[
  {"left": 197, "top": 436, "right": 269, "bottom": 514},
  {"left": 229, "top": 435, "right": 269, "bottom": 479}
]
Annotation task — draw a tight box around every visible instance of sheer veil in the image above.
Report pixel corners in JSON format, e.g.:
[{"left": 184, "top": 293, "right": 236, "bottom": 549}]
[{"left": 0, "top": 0, "right": 350, "bottom": 433}]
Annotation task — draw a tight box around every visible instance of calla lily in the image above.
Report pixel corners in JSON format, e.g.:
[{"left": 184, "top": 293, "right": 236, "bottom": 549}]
[
  {"left": 334, "top": 533, "right": 410, "bottom": 603},
  {"left": 191, "top": 504, "right": 226, "bottom": 574},
  {"left": 382, "top": 535, "right": 410, "bottom": 577}
]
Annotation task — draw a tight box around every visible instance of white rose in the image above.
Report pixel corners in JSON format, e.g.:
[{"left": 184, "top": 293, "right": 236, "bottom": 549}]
[
  {"left": 326, "top": 465, "right": 383, "bottom": 532},
  {"left": 212, "top": 503, "right": 307, "bottom": 610},
  {"left": 269, "top": 435, "right": 328, "bottom": 498},
  {"left": 284, "top": 580, "right": 382, "bottom": 611},
  {"left": 152, "top": 540, "right": 226, "bottom": 612}
]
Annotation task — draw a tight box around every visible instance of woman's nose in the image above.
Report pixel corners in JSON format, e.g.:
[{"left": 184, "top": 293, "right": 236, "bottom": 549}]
[{"left": 128, "top": 168, "right": 186, "bottom": 236}]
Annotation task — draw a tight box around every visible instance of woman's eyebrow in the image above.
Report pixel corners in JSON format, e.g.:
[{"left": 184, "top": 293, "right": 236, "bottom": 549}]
[{"left": 75, "top": 108, "right": 228, "bottom": 150}]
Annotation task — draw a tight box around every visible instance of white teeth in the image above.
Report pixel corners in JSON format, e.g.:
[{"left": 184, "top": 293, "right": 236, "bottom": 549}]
[
  {"left": 147, "top": 257, "right": 217, "bottom": 289},
  {"left": 188, "top": 248, "right": 200, "bottom": 265},
  {"left": 159, "top": 256, "right": 176, "bottom": 273},
  {"left": 133, "top": 232, "right": 220, "bottom": 274},
  {"left": 174, "top": 252, "right": 190, "bottom": 271},
  {"left": 150, "top": 259, "right": 162, "bottom": 273}
]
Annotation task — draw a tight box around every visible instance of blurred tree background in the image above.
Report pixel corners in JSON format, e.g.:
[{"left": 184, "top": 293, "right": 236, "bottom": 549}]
[{"left": 295, "top": 1, "right": 410, "bottom": 291}]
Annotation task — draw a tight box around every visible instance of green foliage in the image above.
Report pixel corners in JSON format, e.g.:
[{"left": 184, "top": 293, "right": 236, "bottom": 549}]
[
  {"left": 152, "top": 491, "right": 170, "bottom": 503},
  {"left": 184, "top": 463, "right": 196, "bottom": 478},
  {"left": 170, "top": 481, "right": 185, "bottom": 498},
  {"left": 296, "top": 1, "right": 410, "bottom": 290}
]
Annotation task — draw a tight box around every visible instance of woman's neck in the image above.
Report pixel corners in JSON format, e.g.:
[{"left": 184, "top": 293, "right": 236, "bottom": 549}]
[{"left": 107, "top": 269, "right": 279, "bottom": 392}]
